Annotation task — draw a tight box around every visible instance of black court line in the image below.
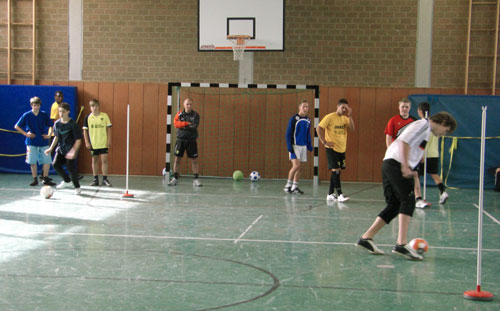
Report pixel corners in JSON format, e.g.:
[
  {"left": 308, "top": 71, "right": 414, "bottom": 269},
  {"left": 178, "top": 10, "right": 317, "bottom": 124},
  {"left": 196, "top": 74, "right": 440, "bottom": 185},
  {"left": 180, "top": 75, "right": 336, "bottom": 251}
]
[{"left": 0, "top": 248, "right": 280, "bottom": 311}]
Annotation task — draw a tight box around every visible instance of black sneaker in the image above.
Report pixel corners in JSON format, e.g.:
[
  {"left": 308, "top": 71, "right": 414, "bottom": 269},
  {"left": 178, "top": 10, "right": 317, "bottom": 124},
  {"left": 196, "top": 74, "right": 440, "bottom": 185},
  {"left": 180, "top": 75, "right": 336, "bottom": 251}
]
[
  {"left": 284, "top": 186, "right": 291, "bottom": 193},
  {"left": 355, "top": 238, "right": 385, "bottom": 255},
  {"left": 30, "top": 179, "right": 39, "bottom": 186},
  {"left": 42, "top": 177, "right": 56, "bottom": 186},
  {"left": 291, "top": 187, "right": 304, "bottom": 194},
  {"left": 392, "top": 244, "right": 423, "bottom": 260},
  {"left": 102, "top": 179, "right": 112, "bottom": 187},
  {"left": 40, "top": 176, "right": 53, "bottom": 182},
  {"left": 90, "top": 179, "right": 99, "bottom": 186}
]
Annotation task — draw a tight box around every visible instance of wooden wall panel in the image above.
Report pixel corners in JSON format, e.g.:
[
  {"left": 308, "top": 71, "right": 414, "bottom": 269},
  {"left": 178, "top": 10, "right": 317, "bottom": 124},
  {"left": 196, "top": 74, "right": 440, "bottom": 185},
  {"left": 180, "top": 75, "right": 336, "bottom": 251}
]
[
  {"left": 129, "top": 84, "right": 144, "bottom": 175},
  {"left": 248, "top": 94, "right": 266, "bottom": 177},
  {"left": 233, "top": 92, "right": 250, "bottom": 176},
  {"left": 111, "top": 83, "right": 128, "bottom": 175},
  {"left": 357, "top": 88, "right": 376, "bottom": 182},
  {"left": 218, "top": 93, "right": 235, "bottom": 177},
  {"left": 142, "top": 84, "right": 159, "bottom": 175},
  {"left": 199, "top": 91, "right": 219, "bottom": 176},
  {"left": 264, "top": 94, "right": 281, "bottom": 179}
]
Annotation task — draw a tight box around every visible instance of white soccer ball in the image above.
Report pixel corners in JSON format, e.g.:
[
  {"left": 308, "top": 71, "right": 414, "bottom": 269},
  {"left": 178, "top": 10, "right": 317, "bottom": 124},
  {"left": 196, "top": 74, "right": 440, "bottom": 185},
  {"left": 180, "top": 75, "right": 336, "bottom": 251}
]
[
  {"left": 40, "top": 185, "right": 54, "bottom": 199},
  {"left": 249, "top": 171, "right": 261, "bottom": 182}
]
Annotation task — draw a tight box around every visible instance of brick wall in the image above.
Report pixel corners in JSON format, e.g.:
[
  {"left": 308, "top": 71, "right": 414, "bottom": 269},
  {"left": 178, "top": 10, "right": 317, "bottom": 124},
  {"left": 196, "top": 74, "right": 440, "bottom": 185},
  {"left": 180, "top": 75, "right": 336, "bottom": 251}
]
[
  {"left": 0, "top": 0, "right": 488, "bottom": 89},
  {"left": 37, "top": 0, "right": 69, "bottom": 81}
]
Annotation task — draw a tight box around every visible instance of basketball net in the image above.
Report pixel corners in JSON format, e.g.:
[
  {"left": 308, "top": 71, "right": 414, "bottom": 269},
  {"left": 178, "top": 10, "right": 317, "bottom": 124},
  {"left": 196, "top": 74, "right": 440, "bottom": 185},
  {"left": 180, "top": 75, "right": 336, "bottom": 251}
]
[{"left": 228, "top": 35, "right": 250, "bottom": 61}]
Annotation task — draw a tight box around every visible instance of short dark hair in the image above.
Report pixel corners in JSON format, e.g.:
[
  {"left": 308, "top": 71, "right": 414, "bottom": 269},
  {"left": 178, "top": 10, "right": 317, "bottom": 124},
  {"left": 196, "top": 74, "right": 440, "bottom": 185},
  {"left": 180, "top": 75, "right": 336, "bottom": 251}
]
[
  {"left": 89, "top": 99, "right": 99, "bottom": 106},
  {"left": 59, "top": 102, "right": 70, "bottom": 111},
  {"left": 338, "top": 98, "right": 349, "bottom": 105},
  {"left": 418, "top": 102, "right": 430, "bottom": 116},
  {"left": 55, "top": 91, "right": 63, "bottom": 97},
  {"left": 430, "top": 111, "right": 457, "bottom": 133}
]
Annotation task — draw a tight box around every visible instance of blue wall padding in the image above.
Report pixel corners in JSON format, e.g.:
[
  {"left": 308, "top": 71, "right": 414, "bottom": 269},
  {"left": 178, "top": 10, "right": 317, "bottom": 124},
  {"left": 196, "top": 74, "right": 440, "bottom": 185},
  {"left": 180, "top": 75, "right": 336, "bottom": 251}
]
[
  {"left": 409, "top": 94, "right": 500, "bottom": 189},
  {"left": 0, "top": 85, "right": 78, "bottom": 174}
]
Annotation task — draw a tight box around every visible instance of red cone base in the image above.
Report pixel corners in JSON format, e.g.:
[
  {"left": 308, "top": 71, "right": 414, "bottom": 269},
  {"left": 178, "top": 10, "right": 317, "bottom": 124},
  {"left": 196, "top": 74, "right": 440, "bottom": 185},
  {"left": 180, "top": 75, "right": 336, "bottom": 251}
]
[
  {"left": 122, "top": 191, "right": 134, "bottom": 198},
  {"left": 464, "top": 286, "right": 494, "bottom": 301}
]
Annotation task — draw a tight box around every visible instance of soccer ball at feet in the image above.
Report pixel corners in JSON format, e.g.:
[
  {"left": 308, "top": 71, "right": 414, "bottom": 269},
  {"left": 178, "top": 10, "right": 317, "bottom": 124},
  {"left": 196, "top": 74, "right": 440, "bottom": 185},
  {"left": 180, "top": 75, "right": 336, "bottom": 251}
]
[
  {"left": 409, "top": 238, "right": 428, "bottom": 254},
  {"left": 40, "top": 185, "right": 54, "bottom": 199}
]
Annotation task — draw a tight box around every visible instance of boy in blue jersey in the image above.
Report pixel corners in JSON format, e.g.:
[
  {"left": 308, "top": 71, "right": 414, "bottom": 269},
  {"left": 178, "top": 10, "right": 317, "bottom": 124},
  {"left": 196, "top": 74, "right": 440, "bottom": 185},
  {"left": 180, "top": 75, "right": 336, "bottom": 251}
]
[
  {"left": 14, "top": 97, "right": 56, "bottom": 186},
  {"left": 284, "top": 100, "right": 313, "bottom": 194}
]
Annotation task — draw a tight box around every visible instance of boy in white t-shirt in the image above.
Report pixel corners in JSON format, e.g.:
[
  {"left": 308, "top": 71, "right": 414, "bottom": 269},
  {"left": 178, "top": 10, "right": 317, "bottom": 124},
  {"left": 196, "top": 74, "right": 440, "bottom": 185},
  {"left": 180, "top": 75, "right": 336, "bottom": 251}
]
[{"left": 356, "top": 112, "right": 457, "bottom": 260}]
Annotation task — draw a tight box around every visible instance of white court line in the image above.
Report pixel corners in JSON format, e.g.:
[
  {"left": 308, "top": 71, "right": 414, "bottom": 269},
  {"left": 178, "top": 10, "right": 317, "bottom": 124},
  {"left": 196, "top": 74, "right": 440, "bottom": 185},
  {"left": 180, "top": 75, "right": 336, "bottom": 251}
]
[
  {"left": 234, "top": 215, "right": 263, "bottom": 244},
  {"left": 473, "top": 203, "right": 500, "bottom": 226},
  {"left": 16, "top": 231, "right": 500, "bottom": 252}
]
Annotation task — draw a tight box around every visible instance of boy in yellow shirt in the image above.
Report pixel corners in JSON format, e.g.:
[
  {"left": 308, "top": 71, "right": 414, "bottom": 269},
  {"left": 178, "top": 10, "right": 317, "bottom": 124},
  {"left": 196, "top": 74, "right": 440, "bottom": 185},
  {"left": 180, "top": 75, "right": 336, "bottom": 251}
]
[
  {"left": 316, "top": 98, "right": 355, "bottom": 202},
  {"left": 82, "top": 99, "right": 112, "bottom": 186}
]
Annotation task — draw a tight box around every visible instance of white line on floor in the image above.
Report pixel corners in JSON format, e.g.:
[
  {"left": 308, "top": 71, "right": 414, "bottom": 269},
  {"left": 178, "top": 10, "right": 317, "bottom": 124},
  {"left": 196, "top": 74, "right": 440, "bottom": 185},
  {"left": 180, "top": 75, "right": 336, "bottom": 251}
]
[
  {"left": 234, "top": 215, "right": 263, "bottom": 244},
  {"left": 473, "top": 203, "right": 500, "bottom": 226},
  {"left": 20, "top": 231, "right": 500, "bottom": 252}
]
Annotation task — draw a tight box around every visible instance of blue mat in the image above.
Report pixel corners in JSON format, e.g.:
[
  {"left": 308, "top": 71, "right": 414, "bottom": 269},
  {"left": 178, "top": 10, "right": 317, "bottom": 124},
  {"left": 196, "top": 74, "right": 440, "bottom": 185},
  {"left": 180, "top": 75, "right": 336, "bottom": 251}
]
[
  {"left": 409, "top": 94, "right": 500, "bottom": 189},
  {"left": 0, "top": 85, "right": 78, "bottom": 174}
]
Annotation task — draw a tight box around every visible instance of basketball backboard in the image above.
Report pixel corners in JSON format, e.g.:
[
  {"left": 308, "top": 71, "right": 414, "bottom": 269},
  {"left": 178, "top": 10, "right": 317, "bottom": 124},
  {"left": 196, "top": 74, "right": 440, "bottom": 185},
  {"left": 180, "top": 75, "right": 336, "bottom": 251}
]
[{"left": 198, "top": 0, "right": 285, "bottom": 51}]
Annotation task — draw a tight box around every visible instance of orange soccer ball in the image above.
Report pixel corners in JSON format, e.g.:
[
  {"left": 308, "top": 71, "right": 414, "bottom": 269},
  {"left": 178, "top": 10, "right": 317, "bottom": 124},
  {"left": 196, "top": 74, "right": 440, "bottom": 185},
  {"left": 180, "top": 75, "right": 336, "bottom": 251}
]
[{"left": 409, "top": 238, "right": 429, "bottom": 254}]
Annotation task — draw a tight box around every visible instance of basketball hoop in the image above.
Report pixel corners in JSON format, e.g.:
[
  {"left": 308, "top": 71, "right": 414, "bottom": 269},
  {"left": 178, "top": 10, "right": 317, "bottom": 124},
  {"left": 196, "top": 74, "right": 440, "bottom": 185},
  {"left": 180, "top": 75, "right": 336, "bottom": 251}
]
[{"left": 227, "top": 35, "right": 251, "bottom": 61}]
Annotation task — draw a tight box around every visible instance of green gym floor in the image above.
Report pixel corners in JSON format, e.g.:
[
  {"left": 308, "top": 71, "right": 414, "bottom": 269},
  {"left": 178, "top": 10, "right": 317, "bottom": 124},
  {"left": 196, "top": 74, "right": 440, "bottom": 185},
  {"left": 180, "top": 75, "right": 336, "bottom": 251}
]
[{"left": 0, "top": 174, "right": 498, "bottom": 311}]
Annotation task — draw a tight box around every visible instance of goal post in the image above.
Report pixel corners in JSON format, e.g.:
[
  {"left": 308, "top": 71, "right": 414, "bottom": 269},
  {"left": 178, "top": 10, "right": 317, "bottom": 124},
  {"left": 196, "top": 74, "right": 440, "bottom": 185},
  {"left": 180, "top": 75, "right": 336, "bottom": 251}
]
[{"left": 166, "top": 82, "right": 320, "bottom": 185}]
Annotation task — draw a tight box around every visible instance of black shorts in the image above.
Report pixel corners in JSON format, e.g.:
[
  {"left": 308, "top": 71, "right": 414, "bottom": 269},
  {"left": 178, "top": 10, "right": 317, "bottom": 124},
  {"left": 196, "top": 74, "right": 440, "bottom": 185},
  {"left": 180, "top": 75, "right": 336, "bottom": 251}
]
[
  {"left": 418, "top": 157, "right": 438, "bottom": 175},
  {"left": 91, "top": 148, "right": 108, "bottom": 156},
  {"left": 174, "top": 139, "right": 198, "bottom": 158},
  {"left": 326, "top": 148, "right": 346, "bottom": 170}
]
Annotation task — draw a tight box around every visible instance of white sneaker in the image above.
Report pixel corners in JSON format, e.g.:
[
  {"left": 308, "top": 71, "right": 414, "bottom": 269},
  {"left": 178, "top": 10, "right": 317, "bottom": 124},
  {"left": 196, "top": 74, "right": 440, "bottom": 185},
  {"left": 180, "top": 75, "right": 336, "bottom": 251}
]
[
  {"left": 193, "top": 179, "right": 202, "bottom": 187},
  {"left": 56, "top": 181, "right": 72, "bottom": 189},
  {"left": 75, "top": 187, "right": 82, "bottom": 195},
  {"left": 439, "top": 191, "right": 449, "bottom": 204},
  {"left": 337, "top": 194, "right": 350, "bottom": 202},
  {"left": 168, "top": 178, "right": 177, "bottom": 186},
  {"left": 415, "top": 199, "right": 430, "bottom": 209},
  {"left": 326, "top": 194, "right": 337, "bottom": 201}
]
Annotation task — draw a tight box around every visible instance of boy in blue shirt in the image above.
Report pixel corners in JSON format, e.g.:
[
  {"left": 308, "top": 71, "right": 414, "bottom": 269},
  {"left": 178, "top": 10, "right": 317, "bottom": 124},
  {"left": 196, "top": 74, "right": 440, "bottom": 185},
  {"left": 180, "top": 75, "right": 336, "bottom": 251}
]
[
  {"left": 15, "top": 97, "right": 55, "bottom": 186},
  {"left": 284, "top": 100, "right": 313, "bottom": 194}
]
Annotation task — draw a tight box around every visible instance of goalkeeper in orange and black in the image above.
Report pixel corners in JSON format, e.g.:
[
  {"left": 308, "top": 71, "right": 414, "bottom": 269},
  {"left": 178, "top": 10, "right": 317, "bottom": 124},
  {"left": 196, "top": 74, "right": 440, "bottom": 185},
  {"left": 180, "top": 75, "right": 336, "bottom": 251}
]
[{"left": 168, "top": 98, "right": 202, "bottom": 187}]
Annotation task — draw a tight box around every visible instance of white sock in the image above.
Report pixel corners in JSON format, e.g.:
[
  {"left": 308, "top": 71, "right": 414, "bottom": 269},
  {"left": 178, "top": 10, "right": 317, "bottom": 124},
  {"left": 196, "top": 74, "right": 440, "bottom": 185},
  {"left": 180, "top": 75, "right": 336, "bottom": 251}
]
[
  {"left": 291, "top": 182, "right": 298, "bottom": 190},
  {"left": 285, "top": 180, "right": 292, "bottom": 187}
]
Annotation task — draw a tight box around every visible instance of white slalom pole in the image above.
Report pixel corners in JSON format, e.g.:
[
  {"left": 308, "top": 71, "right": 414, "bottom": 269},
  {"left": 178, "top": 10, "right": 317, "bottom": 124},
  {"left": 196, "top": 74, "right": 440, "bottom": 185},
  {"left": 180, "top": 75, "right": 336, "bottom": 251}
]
[
  {"left": 123, "top": 104, "right": 134, "bottom": 198},
  {"left": 464, "top": 106, "right": 493, "bottom": 301},
  {"left": 423, "top": 111, "right": 428, "bottom": 201}
]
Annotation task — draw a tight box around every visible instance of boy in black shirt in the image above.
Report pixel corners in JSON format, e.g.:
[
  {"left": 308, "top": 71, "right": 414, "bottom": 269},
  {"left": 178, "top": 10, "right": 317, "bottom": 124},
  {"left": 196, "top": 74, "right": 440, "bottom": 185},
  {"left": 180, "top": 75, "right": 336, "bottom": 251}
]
[{"left": 45, "top": 102, "right": 83, "bottom": 194}]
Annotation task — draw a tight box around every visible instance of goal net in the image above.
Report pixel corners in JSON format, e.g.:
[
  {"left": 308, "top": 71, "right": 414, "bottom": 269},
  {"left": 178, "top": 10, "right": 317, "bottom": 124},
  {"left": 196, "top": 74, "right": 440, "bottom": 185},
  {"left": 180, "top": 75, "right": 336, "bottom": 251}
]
[{"left": 167, "top": 83, "right": 319, "bottom": 182}]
